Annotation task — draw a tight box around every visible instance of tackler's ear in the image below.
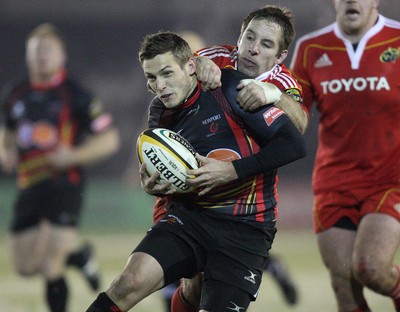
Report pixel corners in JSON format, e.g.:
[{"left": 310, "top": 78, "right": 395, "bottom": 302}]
[
  {"left": 275, "top": 50, "right": 288, "bottom": 65},
  {"left": 147, "top": 82, "right": 156, "bottom": 94}
]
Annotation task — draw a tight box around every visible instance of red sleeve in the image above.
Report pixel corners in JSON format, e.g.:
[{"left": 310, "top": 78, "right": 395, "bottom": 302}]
[
  {"left": 290, "top": 40, "right": 315, "bottom": 112},
  {"left": 196, "top": 45, "right": 237, "bottom": 69}
]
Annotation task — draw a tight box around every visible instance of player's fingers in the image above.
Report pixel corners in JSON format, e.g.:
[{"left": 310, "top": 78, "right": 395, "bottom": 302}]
[
  {"left": 139, "top": 163, "right": 147, "bottom": 176},
  {"left": 237, "top": 91, "right": 252, "bottom": 111},
  {"left": 195, "top": 153, "right": 209, "bottom": 165},
  {"left": 198, "top": 185, "right": 213, "bottom": 196}
]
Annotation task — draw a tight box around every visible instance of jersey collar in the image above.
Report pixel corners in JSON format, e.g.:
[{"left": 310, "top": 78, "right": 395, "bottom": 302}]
[
  {"left": 181, "top": 81, "right": 202, "bottom": 109},
  {"left": 31, "top": 69, "right": 67, "bottom": 91}
]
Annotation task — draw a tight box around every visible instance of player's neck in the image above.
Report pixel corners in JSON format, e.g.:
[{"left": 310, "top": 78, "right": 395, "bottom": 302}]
[
  {"left": 340, "top": 13, "right": 379, "bottom": 44},
  {"left": 30, "top": 69, "right": 66, "bottom": 89}
]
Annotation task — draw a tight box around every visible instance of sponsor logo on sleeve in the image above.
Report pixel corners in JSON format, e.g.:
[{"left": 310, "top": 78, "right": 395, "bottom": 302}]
[{"left": 263, "top": 107, "right": 284, "bottom": 126}]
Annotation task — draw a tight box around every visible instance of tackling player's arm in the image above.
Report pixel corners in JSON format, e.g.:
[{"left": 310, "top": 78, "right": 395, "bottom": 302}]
[
  {"left": 195, "top": 55, "right": 309, "bottom": 134},
  {"left": 186, "top": 69, "right": 306, "bottom": 196},
  {"left": 194, "top": 56, "right": 222, "bottom": 90},
  {"left": 232, "top": 78, "right": 308, "bottom": 134},
  {"left": 274, "top": 92, "right": 308, "bottom": 134}
]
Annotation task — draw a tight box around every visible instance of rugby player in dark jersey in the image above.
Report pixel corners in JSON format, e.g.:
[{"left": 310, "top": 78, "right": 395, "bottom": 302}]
[
  {"left": 0, "top": 23, "right": 120, "bottom": 312},
  {"left": 86, "top": 31, "right": 305, "bottom": 312}
]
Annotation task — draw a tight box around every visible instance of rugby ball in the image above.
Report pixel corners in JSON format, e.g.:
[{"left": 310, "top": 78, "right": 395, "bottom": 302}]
[{"left": 137, "top": 128, "right": 199, "bottom": 193}]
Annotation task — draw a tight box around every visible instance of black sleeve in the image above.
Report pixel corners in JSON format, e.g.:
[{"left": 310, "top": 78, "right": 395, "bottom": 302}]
[{"left": 232, "top": 120, "right": 306, "bottom": 179}]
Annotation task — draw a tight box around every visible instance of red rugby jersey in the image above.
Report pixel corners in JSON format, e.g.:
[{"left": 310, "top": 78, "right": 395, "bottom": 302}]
[
  {"left": 196, "top": 45, "right": 305, "bottom": 103},
  {"left": 291, "top": 15, "right": 400, "bottom": 192}
]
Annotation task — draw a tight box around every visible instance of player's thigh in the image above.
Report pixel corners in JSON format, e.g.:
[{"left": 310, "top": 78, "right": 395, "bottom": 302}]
[
  {"left": 10, "top": 220, "right": 52, "bottom": 274},
  {"left": 109, "top": 252, "right": 165, "bottom": 303},
  {"left": 317, "top": 227, "right": 356, "bottom": 274},
  {"left": 354, "top": 213, "right": 400, "bottom": 267}
]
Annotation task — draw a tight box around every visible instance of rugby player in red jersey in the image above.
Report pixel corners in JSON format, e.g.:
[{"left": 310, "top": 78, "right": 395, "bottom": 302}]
[{"left": 290, "top": 0, "right": 400, "bottom": 311}]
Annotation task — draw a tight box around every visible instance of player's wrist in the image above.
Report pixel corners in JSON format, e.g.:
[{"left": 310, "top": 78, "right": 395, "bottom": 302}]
[{"left": 258, "top": 80, "right": 282, "bottom": 104}]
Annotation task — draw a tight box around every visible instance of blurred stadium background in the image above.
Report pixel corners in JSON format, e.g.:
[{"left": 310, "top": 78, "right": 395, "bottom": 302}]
[{"left": 1, "top": 1, "right": 400, "bottom": 311}]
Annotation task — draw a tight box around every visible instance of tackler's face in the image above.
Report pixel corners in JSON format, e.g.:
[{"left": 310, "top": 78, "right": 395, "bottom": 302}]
[
  {"left": 142, "top": 52, "right": 196, "bottom": 109},
  {"left": 237, "top": 18, "right": 287, "bottom": 78}
]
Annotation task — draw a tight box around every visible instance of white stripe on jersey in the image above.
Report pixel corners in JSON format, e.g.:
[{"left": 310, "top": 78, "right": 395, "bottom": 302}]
[
  {"left": 198, "top": 46, "right": 238, "bottom": 61},
  {"left": 197, "top": 47, "right": 230, "bottom": 56},
  {"left": 274, "top": 75, "right": 298, "bottom": 90},
  {"left": 205, "top": 52, "right": 233, "bottom": 60},
  {"left": 256, "top": 64, "right": 299, "bottom": 89}
]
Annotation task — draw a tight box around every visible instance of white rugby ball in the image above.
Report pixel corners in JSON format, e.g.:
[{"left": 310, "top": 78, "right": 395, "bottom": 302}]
[{"left": 137, "top": 128, "right": 199, "bottom": 193}]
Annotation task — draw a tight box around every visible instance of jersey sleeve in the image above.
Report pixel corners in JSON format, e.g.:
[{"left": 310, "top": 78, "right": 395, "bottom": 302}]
[
  {"left": 70, "top": 81, "right": 113, "bottom": 135},
  {"left": 0, "top": 81, "right": 26, "bottom": 130},
  {"left": 195, "top": 45, "right": 237, "bottom": 69},
  {"left": 261, "top": 64, "right": 308, "bottom": 117},
  {"left": 220, "top": 69, "right": 306, "bottom": 178},
  {"left": 0, "top": 84, "right": 12, "bottom": 129}
]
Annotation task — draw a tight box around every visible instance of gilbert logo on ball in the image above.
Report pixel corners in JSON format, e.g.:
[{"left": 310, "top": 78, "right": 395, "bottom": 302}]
[{"left": 137, "top": 128, "right": 199, "bottom": 193}]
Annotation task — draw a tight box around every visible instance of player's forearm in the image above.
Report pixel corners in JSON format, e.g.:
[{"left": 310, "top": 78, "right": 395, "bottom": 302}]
[
  {"left": 275, "top": 93, "right": 308, "bottom": 134},
  {"left": 0, "top": 128, "right": 17, "bottom": 172},
  {"left": 73, "top": 127, "right": 120, "bottom": 167},
  {"left": 232, "top": 122, "right": 306, "bottom": 179}
]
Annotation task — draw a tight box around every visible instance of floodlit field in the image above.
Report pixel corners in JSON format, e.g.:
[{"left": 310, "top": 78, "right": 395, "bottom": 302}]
[{"left": 0, "top": 229, "right": 397, "bottom": 312}]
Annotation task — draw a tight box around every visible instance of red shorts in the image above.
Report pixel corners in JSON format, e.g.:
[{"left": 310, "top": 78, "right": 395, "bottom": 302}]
[{"left": 313, "top": 185, "right": 400, "bottom": 233}]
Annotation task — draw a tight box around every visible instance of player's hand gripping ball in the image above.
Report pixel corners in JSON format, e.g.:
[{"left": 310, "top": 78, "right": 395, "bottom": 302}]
[{"left": 137, "top": 128, "right": 199, "bottom": 193}]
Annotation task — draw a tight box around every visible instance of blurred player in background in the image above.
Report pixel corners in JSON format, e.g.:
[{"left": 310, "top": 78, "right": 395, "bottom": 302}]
[
  {"left": 159, "top": 6, "right": 307, "bottom": 312},
  {"left": 0, "top": 23, "right": 120, "bottom": 312},
  {"left": 290, "top": 0, "right": 400, "bottom": 311}
]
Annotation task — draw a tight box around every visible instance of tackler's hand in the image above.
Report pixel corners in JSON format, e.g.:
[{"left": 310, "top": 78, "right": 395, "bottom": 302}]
[
  {"left": 195, "top": 56, "right": 222, "bottom": 91},
  {"left": 236, "top": 79, "right": 282, "bottom": 111}
]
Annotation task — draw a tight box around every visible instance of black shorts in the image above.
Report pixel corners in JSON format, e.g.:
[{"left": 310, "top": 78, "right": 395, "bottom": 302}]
[
  {"left": 134, "top": 206, "right": 276, "bottom": 300},
  {"left": 10, "top": 180, "right": 84, "bottom": 233}
]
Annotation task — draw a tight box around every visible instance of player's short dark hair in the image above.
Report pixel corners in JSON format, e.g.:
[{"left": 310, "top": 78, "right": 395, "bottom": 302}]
[
  {"left": 240, "top": 5, "right": 295, "bottom": 52},
  {"left": 138, "top": 31, "right": 193, "bottom": 68}
]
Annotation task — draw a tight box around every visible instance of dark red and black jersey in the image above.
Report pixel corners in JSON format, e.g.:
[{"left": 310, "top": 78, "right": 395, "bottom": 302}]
[
  {"left": 1, "top": 74, "right": 113, "bottom": 189},
  {"left": 148, "top": 69, "right": 305, "bottom": 222}
]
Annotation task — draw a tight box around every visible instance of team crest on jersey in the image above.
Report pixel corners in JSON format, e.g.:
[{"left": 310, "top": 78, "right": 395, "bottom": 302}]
[
  {"left": 285, "top": 88, "right": 302, "bottom": 103},
  {"left": 16, "top": 121, "right": 58, "bottom": 149},
  {"left": 32, "top": 121, "right": 58, "bottom": 149},
  {"left": 206, "top": 148, "right": 241, "bottom": 162},
  {"left": 380, "top": 47, "right": 399, "bottom": 63},
  {"left": 263, "top": 107, "right": 284, "bottom": 126}
]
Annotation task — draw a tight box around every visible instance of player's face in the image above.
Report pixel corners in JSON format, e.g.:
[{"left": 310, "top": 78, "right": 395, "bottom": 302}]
[
  {"left": 26, "top": 35, "right": 66, "bottom": 81},
  {"left": 143, "top": 52, "right": 197, "bottom": 109},
  {"left": 237, "top": 18, "right": 287, "bottom": 78},
  {"left": 334, "top": 0, "right": 379, "bottom": 36}
]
